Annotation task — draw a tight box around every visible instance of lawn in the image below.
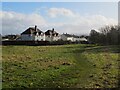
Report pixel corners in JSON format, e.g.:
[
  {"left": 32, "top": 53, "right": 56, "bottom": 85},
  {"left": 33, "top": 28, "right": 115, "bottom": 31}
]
[{"left": 2, "top": 44, "right": 119, "bottom": 88}]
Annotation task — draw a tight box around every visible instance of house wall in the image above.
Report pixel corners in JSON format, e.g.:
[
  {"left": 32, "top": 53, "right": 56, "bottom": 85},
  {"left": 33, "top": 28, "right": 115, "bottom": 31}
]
[
  {"left": 67, "top": 37, "right": 74, "bottom": 41},
  {"left": 45, "top": 36, "right": 52, "bottom": 41},
  {"left": 73, "top": 38, "right": 80, "bottom": 41},
  {"left": 74, "top": 37, "right": 88, "bottom": 42},
  {"left": 53, "top": 36, "right": 61, "bottom": 41},
  {"left": 21, "top": 34, "right": 34, "bottom": 41},
  {"left": 60, "top": 35, "right": 67, "bottom": 41},
  {"left": 45, "top": 35, "right": 61, "bottom": 41},
  {"left": 61, "top": 35, "right": 75, "bottom": 41},
  {"left": 21, "top": 34, "right": 46, "bottom": 41},
  {"left": 20, "top": 33, "right": 87, "bottom": 42},
  {"left": 79, "top": 38, "right": 88, "bottom": 41},
  {"left": 35, "top": 34, "right": 45, "bottom": 41},
  {"left": 61, "top": 35, "right": 88, "bottom": 42}
]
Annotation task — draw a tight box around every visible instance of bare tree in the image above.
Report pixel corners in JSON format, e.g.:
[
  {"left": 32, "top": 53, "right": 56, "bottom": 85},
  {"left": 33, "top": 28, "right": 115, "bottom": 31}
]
[{"left": 89, "top": 25, "right": 119, "bottom": 45}]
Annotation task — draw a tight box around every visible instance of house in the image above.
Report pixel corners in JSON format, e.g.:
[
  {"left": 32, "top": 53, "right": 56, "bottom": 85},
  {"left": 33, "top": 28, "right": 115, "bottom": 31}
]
[
  {"left": 61, "top": 34, "right": 88, "bottom": 42},
  {"left": 18, "top": 25, "right": 88, "bottom": 43},
  {"left": 61, "top": 34, "right": 74, "bottom": 41},
  {"left": 2, "top": 34, "right": 19, "bottom": 41},
  {"left": 45, "top": 28, "right": 61, "bottom": 41},
  {"left": 72, "top": 35, "right": 81, "bottom": 41},
  {"left": 20, "top": 25, "right": 45, "bottom": 41}
]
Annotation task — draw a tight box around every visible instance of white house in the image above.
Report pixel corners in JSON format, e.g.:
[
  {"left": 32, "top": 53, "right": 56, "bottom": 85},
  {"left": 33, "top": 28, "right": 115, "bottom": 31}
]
[
  {"left": 61, "top": 34, "right": 88, "bottom": 42},
  {"left": 19, "top": 26, "right": 88, "bottom": 42},
  {"left": 45, "top": 28, "right": 61, "bottom": 41},
  {"left": 79, "top": 37, "right": 88, "bottom": 42},
  {"left": 20, "top": 26, "right": 45, "bottom": 41},
  {"left": 61, "top": 34, "right": 74, "bottom": 41}
]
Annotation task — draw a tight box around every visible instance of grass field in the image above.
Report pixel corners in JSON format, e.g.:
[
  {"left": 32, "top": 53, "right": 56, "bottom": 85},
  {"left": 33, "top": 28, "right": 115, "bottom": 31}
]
[{"left": 2, "top": 44, "right": 119, "bottom": 88}]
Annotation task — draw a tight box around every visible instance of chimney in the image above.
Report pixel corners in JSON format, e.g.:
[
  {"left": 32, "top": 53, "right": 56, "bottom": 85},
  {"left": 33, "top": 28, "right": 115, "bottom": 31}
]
[
  {"left": 52, "top": 28, "right": 54, "bottom": 32},
  {"left": 35, "top": 25, "right": 37, "bottom": 31}
]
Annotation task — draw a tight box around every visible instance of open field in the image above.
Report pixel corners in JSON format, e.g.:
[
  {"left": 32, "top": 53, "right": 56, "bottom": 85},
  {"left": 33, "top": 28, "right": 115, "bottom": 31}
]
[{"left": 2, "top": 44, "right": 119, "bottom": 88}]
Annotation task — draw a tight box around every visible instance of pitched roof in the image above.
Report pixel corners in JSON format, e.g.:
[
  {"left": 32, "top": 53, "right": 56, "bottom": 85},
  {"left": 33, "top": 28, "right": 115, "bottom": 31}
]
[
  {"left": 62, "top": 34, "right": 72, "bottom": 37},
  {"left": 45, "top": 29, "right": 59, "bottom": 36},
  {"left": 21, "top": 27, "right": 43, "bottom": 35}
]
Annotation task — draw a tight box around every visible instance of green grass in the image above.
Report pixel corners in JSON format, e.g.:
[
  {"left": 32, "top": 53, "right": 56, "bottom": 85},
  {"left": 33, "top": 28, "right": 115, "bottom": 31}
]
[{"left": 2, "top": 44, "right": 119, "bottom": 88}]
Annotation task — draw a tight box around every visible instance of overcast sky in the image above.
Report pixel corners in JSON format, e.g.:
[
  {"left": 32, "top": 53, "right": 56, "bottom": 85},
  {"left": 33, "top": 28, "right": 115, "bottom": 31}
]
[{"left": 1, "top": 2, "right": 118, "bottom": 35}]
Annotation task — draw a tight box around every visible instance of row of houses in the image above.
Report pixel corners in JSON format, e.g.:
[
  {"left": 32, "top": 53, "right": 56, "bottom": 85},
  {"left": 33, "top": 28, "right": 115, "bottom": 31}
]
[{"left": 3, "top": 25, "right": 88, "bottom": 42}]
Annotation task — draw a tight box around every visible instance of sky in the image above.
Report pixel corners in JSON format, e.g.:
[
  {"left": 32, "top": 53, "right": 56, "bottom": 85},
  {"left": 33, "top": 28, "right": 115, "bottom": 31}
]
[{"left": 1, "top": 2, "right": 118, "bottom": 35}]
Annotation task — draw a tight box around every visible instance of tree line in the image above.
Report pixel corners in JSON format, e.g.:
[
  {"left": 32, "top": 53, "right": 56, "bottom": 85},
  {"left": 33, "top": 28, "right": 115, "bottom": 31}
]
[{"left": 89, "top": 25, "right": 120, "bottom": 45}]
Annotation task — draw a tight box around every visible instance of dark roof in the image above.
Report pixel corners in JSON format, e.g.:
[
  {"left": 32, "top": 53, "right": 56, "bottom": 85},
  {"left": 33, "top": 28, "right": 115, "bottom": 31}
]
[
  {"left": 72, "top": 35, "right": 80, "bottom": 38},
  {"left": 63, "top": 34, "right": 80, "bottom": 38},
  {"left": 21, "top": 27, "right": 43, "bottom": 35},
  {"left": 45, "top": 29, "right": 59, "bottom": 36},
  {"left": 63, "top": 34, "right": 73, "bottom": 37}
]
